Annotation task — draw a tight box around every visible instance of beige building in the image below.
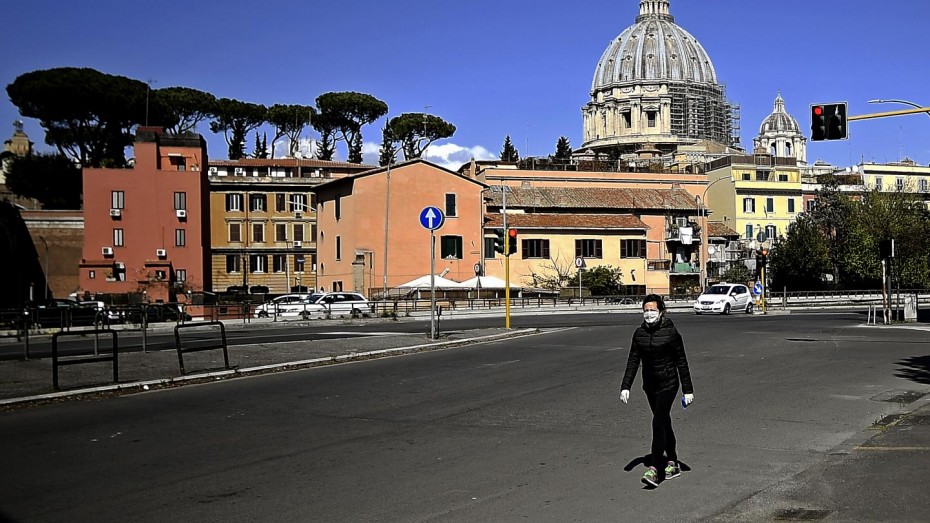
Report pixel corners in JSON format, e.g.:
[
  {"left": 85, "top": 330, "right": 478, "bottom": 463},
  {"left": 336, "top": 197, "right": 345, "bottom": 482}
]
[
  {"left": 704, "top": 153, "right": 803, "bottom": 247},
  {"left": 484, "top": 186, "right": 702, "bottom": 295},
  {"left": 207, "top": 158, "right": 372, "bottom": 294}
]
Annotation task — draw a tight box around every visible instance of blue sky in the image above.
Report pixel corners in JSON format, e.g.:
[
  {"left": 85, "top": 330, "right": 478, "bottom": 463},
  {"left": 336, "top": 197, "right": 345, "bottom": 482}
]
[{"left": 3, "top": 0, "right": 930, "bottom": 169}]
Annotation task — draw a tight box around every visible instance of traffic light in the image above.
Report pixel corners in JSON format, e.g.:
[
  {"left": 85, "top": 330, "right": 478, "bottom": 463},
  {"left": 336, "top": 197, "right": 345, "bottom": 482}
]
[
  {"left": 757, "top": 248, "right": 768, "bottom": 268},
  {"left": 810, "top": 102, "right": 848, "bottom": 141},
  {"left": 492, "top": 229, "right": 505, "bottom": 254},
  {"left": 507, "top": 228, "right": 518, "bottom": 255}
]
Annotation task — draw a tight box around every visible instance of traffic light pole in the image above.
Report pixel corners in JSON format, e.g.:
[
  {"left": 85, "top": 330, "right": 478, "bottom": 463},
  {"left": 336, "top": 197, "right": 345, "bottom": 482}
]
[
  {"left": 502, "top": 187, "right": 511, "bottom": 329},
  {"left": 848, "top": 106, "right": 930, "bottom": 121}
]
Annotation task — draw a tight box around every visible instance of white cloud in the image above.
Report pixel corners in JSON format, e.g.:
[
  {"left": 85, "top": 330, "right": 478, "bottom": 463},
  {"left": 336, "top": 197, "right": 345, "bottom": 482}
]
[{"left": 362, "top": 142, "right": 497, "bottom": 170}]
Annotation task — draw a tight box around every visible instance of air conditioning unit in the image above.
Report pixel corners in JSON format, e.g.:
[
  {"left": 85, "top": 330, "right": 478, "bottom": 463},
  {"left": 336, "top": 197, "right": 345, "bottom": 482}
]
[
  {"left": 176, "top": 209, "right": 187, "bottom": 218},
  {"left": 109, "top": 209, "right": 122, "bottom": 218},
  {"left": 234, "top": 167, "right": 245, "bottom": 175},
  {"left": 156, "top": 249, "right": 167, "bottom": 257},
  {"left": 293, "top": 240, "right": 302, "bottom": 248},
  {"left": 208, "top": 166, "right": 218, "bottom": 175},
  {"left": 114, "top": 262, "right": 125, "bottom": 269},
  {"left": 102, "top": 247, "right": 114, "bottom": 256}
]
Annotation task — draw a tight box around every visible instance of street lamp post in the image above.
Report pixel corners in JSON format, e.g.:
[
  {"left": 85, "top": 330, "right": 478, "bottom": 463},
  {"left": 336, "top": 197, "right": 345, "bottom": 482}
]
[
  {"left": 699, "top": 176, "right": 732, "bottom": 289},
  {"left": 868, "top": 99, "right": 930, "bottom": 119},
  {"left": 40, "top": 236, "right": 48, "bottom": 300}
]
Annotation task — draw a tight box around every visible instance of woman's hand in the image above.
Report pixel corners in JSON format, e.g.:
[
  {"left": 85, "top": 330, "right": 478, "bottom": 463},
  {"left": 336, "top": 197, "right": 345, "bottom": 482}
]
[
  {"left": 620, "top": 389, "right": 630, "bottom": 404},
  {"left": 683, "top": 393, "right": 694, "bottom": 406}
]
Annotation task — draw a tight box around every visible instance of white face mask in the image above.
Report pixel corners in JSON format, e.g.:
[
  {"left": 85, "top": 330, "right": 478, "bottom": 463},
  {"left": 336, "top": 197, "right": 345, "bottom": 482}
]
[{"left": 643, "top": 310, "right": 661, "bottom": 324}]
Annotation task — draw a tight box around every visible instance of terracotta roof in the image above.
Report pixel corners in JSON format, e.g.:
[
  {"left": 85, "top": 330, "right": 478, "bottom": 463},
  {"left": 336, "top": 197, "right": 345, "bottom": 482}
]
[
  {"left": 486, "top": 186, "right": 699, "bottom": 211},
  {"left": 707, "top": 221, "right": 740, "bottom": 238},
  {"left": 313, "top": 158, "right": 488, "bottom": 192},
  {"left": 209, "top": 158, "right": 374, "bottom": 170},
  {"left": 485, "top": 213, "right": 647, "bottom": 230}
]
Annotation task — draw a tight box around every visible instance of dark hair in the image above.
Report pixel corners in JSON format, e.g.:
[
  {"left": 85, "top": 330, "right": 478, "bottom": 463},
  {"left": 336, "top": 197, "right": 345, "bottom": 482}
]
[{"left": 642, "top": 294, "right": 666, "bottom": 311}]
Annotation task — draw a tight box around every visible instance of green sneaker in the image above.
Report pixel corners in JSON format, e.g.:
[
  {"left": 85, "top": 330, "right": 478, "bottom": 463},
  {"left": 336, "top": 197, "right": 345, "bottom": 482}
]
[
  {"left": 642, "top": 466, "right": 659, "bottom": 487},
  {"left": 664, "top": 461, "right": 681, "bottom": 479}
]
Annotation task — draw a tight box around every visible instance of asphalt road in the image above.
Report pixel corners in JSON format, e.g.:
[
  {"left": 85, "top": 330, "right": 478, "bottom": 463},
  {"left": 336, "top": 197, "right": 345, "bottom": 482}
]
[{"left": 1, "top": 311, "right": 928, "bottom": 522}]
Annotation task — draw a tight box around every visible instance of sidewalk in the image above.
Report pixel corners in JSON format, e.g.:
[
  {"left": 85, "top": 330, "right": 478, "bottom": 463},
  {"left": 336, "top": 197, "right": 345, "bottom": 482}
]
[{"left": 0, "top": 322, "right": 537, "bottom": 410}]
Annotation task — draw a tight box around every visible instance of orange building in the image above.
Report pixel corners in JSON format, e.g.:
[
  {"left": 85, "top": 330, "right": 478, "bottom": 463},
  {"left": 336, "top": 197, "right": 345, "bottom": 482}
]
[
  {"left": 79, "top": 129, "right": 209, "bottom": 303},
  {"left": 313, "top": 160, "right": 488, "bottom": 295}
]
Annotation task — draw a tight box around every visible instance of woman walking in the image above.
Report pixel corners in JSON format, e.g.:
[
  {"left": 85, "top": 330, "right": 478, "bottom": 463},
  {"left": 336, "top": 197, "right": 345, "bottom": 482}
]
[{"left": 619, "top": 294, "right": 694, "bottom": 487}]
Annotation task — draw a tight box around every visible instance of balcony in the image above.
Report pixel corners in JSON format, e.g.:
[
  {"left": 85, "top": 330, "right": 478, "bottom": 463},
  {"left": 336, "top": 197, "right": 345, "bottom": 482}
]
[
  {"left": 671, "top": 262, "right": 699, "bottom": 274},
  {"left": 666, "top": 224, "right": 701, "bottom": 243}
]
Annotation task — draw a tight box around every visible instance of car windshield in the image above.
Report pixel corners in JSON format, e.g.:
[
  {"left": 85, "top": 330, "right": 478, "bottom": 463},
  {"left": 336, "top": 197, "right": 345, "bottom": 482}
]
[{"left": 705, "top": 286, "right": 731, "bottom": 295}]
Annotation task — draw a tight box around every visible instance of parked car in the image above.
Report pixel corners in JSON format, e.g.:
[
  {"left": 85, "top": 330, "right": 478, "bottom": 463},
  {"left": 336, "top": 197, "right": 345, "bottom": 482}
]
[
  {"left": 23, "top": 298, "right": 101, "bottom": 327},
  {"left": 311, "top": 292, "right": 374, "bottom": 317},
  {"left": 253, "top": 294, "right": 319, "bottom": 318},
  {"left": 693, "top": 283, "right": 753, "bottom": 315}
]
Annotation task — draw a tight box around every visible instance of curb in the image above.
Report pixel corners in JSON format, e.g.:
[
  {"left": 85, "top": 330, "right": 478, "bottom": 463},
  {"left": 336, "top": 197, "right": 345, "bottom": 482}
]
[{"left": 0, "top": 328, "right": 540, "bottom": 410}]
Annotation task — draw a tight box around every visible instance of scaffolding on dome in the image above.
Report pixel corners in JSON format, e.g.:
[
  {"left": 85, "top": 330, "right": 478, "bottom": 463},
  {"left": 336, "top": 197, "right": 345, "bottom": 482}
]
[{"left": 667, "top": 82, "right": 740, "bottom": 148}]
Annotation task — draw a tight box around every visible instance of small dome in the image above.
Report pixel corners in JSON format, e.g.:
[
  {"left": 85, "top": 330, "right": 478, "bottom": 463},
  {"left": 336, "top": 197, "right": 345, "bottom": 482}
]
[
  {"left": 591, "top": 0, "right": 717, "bottom": 91},
  {"left": 759, "top": 93, "right": 801, "bottom": 134}
]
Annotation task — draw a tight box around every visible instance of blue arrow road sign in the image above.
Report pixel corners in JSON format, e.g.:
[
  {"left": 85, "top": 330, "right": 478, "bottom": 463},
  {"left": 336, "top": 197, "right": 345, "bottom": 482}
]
[
  {"left": 753, "top": 281, "right": 763, "bottom": 295},
  {"left": 419, "top": 206, "right": 445, "bottom": 231}
]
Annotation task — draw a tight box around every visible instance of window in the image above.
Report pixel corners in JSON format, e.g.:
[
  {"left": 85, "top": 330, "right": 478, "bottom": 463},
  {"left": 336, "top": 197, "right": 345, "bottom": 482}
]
[
  {"left": 249, "top": 255, "right": 267, "bottom": 273},
  {"left": 252, "top": 223, "right": 264, "bottom": 243},
  {"left": 175, "top": 269, "right": 187, "bottom": 282},
  {"left": 807, "top": 199, "right": 817, "bottom": 213},
  {"left": 229, "top": 223, "right": 241, "bottom": 242},
  {"left": 293, "top": 223, "right": 304, "bottom": 242},
  {"left": 113, "top": 228, "right": 124, "bottom": 247},
  {"left": 226, "top": 255, "right": 240, "bottom": 273},
  {"left": 310, "top": 192, "right": 317, "bottom": 210},
  {"left": 766, "top": 198, "right": 774, "bottom": 213},
  {"left": 175, "top": 229, "right": 186, "bottom": 247},
  {"left": 335, "top": 195, "right": 341, "bottom": 220},
  {"left": 335, "top": 236, "right": 341, "bottom": 260},
  {"left": 275, "top": 193, "right": 287, "bottom": 212},
  {"left": 440, "top": 236, "right": 464, "bottom": 259},
  {"left": 173, "top": 192, "right": 187, "bottom": 210},
  {"left": 250, "top": 194, "right": 267, "bottom": 212},
  {"left": 521, "top": 239, "right": 550, "bottom": 259},
  {"left": 445, "top": 194, "right": 457, "bottom": 217},
  {"left": 226, "top": 193, "right": 242, "bottom": 211},
  {"left": 289, "top": 193, "right": 307, "bottom": 213},
  {"left": 778, "top": 174, "right": 789, "bottom": 182},
  {"left": 766, "top": 225, "right": 777, "bottom": 241},
  {"left": 743, "top": 198, "right": 756, "bottom": 213},
  {"left": 333, "top": 281, "right": 344, "bottom": 292},
  {"left": 742, "top": 173, "right": 751, "bottom": 181},
  {"left": 89, "top": 270, "right": 95, "bottom": 279},
  {"left": 154, "top": 270, "right": 167, "bottom": 280},
  {"left": 310, "top": 223, "right": 317, "bottom": 241},
  {"left": 273, "top": 254, "right": 287, "bottom": 273},
  {"left": 921, "top": 179, "right": 929, "bottom": 192},
  {"left": 622, "top": 112, "right": 631, "bottom": 129},
  {"left": 484, "top": 237, "right": 497, "bottom": 259},
  {"left": 111, "top": 191, "right": 125, "bottom": 209},
  {"left": 756, "top": 171, "right": 767, "bottom": 181},
  {"left": 647, "top": 111, "right": 657, "bottom": 128},
  {"left": 171, "top": 156, "right": 187, "bottom": 171},
  {"left": 874, "top": 177, "right": 882, "bottom": 190},
  {"left": 745, "top": 224, "right": 753, "bottom": 239},
  {"left": 275, "top": 224, "right": 287, "bottom": 242},
  {"left": 788, "top": 198, "right": 796, "bottom": 213},
  {"left": 896, "top": 178, "right": 905, "bottom": 191},
  {"left": 621, "top": 239, "right": 646, "bottom": 258},
  {"left": 295, "top": 255, "right": 306, "bottom": 272},
  {"left": 575, "top": 239, "right": 603, "bottom": 258}
]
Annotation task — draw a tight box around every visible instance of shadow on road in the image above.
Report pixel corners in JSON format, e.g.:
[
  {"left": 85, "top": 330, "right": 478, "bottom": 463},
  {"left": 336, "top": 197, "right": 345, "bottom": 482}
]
[{"left": 894, "top": 355, "right": 930, "bottom": 385}]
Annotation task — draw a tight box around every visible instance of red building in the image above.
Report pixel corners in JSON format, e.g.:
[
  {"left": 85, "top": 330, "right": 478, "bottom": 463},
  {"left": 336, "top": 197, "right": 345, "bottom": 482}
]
[{"left": 79, "top": 128, "right": 210, "bottom": 303}]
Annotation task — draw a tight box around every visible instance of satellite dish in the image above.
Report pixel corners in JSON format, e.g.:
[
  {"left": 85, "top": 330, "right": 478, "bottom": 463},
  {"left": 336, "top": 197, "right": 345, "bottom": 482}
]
[{"left": 708, "top": 245, "right": 716, "bottom": 254}]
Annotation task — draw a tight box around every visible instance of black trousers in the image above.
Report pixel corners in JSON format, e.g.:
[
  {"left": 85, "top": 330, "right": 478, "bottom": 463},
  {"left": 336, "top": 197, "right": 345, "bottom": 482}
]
[{"left": 646, "top": 388, "right": 678, "bottom": 468}]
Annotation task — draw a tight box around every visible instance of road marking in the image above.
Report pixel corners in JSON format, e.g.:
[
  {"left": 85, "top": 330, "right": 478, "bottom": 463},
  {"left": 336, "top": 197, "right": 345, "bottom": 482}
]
[{"left": 854, "top": 446, "right": 930, "bottom": 451}]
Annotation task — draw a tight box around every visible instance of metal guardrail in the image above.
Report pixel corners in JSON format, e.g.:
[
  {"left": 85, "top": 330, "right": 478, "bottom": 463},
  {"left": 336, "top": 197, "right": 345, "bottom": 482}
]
[
  {"left": 52, "top": 329, "right": 119, "bottom": 391},
  {"left": 174, "top": 322, "right": 229, "bottom": 375}
]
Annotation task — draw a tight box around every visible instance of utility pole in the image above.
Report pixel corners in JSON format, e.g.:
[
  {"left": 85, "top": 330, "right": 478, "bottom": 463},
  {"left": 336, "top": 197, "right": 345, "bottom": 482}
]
[{"left": 502, "top": 186, "right": 511, "bottom": 328}]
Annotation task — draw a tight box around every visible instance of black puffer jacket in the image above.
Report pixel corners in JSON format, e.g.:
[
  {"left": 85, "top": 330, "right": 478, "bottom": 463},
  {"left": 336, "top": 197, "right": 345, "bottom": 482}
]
[{"left": 621, "top": 316, "right": 693, "bottom": 395}]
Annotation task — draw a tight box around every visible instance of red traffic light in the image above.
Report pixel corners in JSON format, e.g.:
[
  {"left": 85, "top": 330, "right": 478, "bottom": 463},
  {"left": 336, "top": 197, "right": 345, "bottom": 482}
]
[
  {"left": 508, "top": 228, "right": 517, "bottom": 238},
  {"left": 813, "top": 106, "right": 823, "bottom": 116}
]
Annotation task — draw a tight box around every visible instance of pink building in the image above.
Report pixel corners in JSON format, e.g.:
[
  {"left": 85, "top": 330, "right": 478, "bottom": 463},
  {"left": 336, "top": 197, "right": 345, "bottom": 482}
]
[
  {"left": 79, "top": 128, "right": 210, "bottom": 303},
  {"left": 313, "top": 160, "right": 488, "bottom": 296}
]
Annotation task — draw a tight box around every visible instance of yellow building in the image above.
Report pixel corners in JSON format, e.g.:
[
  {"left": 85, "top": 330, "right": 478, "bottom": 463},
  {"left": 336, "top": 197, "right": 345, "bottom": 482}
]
[
  {"left": 704, "top": 153, "right": 802, "bottom": 246},
  {"left": 857, "top": 159, "right": 930, "bottom": 200},
  {"left": 207, "top": 159, "right": 372, "bottom": 294}
]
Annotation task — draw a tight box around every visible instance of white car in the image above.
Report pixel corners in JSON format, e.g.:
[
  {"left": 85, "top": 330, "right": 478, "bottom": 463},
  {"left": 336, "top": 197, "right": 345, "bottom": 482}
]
[
  {"left": 254, "top": 293, "right": 319, "bottom": 318},
  {"left": 309, "top": 292, "right": 374, "bottom": 317},
  {"left": 693, "top": 283, "right": 754, "bottom": 315}
]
